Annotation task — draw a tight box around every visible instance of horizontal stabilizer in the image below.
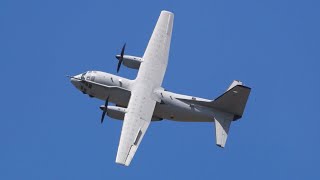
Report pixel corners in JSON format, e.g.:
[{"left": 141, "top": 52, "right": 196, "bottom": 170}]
[
  {"left": 227, "top": 80, "right": 243, "bottom": 91},
  {"left": 177, "top": 80, "right": 250, "bottom": 147},
  {"left": 214, "top": 111, "right": 233, "bottom": 148}
]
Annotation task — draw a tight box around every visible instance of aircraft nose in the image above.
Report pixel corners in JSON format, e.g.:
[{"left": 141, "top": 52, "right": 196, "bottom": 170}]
[
  {"left": 70, "top": 78, "right": 79, "bottom": 89},
  {"left": 115, "top": 55, "right": 120, "bottom": 60},
  {"left": 69, "top": 75, "right": 81, "bottom": 88},
  {"left": 70, "top": 78, "right": 77, "bottom": 86}
]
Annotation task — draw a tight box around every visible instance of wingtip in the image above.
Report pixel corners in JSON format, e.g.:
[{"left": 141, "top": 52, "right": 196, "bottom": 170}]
[
  {"left": 115, "top": 161, "right": 127, "bottom": 166},
  {"left": 216, "top": 144, "right": 225, "bottom": 148},
  {"left": 115, "top": 160, "right": 130, "bottom": 167},
  {"left": 161, "top": 10, "right": 174, "bottom": 15}
]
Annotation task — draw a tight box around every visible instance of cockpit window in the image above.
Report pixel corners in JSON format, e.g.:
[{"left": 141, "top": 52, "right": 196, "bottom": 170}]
[{"left": 81, "top": 72, "right": 86, "bottom": 80}]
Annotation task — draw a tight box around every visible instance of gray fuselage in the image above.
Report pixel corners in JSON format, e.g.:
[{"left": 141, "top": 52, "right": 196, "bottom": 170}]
[{"left": 71, "top": 71, "right": 214, "bottom": 122}]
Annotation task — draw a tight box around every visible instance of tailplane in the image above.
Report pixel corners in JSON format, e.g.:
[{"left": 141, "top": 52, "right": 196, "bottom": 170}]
[
  {"left": 214, "top": 111, "right": 234, "bottom": 148},
  {"left": 212, "top": 80, "right": 251, "bottom": 148},
  {"left": 176, "top": 80, "right": 251, "bottom": 148}
]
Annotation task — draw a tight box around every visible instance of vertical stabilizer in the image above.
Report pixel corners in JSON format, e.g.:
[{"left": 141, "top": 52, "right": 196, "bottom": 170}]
[
  {"left": 213, "top": 80, "right": 250, "bottom": 147},
  {"left": 176, "top": 80, "right": 250, "bottom": 148},
  {"left": 214, "top": 111, "right": 234, "bottom": 148},
  {"left": 226, "top": 80, "right": 243, "bottom": 91}
]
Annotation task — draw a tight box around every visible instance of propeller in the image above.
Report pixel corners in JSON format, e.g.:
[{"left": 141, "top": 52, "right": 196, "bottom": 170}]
[
  {"left": 100, "top": 96, "right": 109, "bottom": 123},
  {"left": 116, "top": 43, "right": 126, "bottom": 73}
]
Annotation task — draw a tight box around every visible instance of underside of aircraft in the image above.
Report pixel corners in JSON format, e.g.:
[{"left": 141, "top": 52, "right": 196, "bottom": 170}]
[{"left": 69, "top": 10, "right": 251, "bottom": 166}]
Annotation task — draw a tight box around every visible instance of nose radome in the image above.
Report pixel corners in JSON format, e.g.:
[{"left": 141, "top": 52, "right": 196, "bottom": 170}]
[
  {"left": 70, "top": 78, "right": 78, "bottom": 87},
  {"left": 115, "top": 55, "right": 120, "bottom": 60},
  {"left": 70, "top": 74, "right": 82, "bottom": 88}
]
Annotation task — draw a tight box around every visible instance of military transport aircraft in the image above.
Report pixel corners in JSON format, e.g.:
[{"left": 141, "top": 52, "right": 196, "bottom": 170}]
[{"left": 69, "top": 10, "right": 251, "bottom": 166}]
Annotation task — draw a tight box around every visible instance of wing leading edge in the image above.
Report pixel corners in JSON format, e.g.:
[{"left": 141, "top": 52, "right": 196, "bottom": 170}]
[{"left": 115, "top": 11, "right": 174, "bottom": 166}]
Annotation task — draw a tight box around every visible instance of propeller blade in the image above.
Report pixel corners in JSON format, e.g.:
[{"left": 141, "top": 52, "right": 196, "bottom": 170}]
[
  {"left": 117, "top": 43, "right": 126, "bottom": 73},
  {"left": 117, "top": 60, "right": 122, "bottom": 73},
  {"left": 101, "top": 111, "right": 106, "bottom": 123},
  {"left": 105, "top": 96, "right": 109, "bottom": 108},
  {"left": 121, "top": 43, "right": 126, "bottom": 57},
  {"left": 100, "top": 96, "right": 109, "bottom": 124}
]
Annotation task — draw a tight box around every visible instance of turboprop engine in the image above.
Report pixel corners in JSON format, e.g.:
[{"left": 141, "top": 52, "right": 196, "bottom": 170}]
[
  {"left": 99, "top": 105, "right": 126, "bottom": 120},
  {"left": 114, "top": 43, "right": 143, "bottom": 72},
  {"left": 115, "top": 55, "right": 142, "bottom": 70}
]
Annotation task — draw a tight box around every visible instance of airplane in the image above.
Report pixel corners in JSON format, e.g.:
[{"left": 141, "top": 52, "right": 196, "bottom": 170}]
[{"left": 69, "top": 10, "right": 251, "bottom": 166}]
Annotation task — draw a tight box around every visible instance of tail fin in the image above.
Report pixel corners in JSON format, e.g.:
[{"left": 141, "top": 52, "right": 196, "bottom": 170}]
[
  {"left": 213, "top": 80, "right": 251, "bottom": 148},
  {"left": 226, "top": 80, "right": 243, "bottom": 91},
  {"left": 175, "top": 80, "right": 251, "bottom": 148},
  {"left": 212, "top": 80, "right": 251, "bottom": 119}
]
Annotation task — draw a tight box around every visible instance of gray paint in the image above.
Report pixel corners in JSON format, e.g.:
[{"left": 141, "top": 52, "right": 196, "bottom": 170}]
[
  {"left": 69, "top": 10, "right": 251, "bottom": 166},
  {"left": 71, "top": 71, "right": 215, "bottom": 122}
]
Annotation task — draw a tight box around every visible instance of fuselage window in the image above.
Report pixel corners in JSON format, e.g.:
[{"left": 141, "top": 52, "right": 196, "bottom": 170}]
[
  {"left": 86, "top": 76, "right": 90, "bottom": 80},
  {"left": 119, "top": 79, "right": 122, "bottom": 87}
]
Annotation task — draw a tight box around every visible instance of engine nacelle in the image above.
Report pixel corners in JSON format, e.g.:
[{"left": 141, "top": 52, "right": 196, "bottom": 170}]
[
  {"left": 100, "top": 105, "right": 162, "bottom": 121},
  {"left": 116, "top": 55, "right": 142, "bottom": 69},
  {"left": 106, "top": 106, "right": 126, "bottom": 120}
]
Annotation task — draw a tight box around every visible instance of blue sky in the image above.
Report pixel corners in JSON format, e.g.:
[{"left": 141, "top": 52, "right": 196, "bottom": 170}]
[{"left": 1, "top": 0, "right": 319, "bottom": 179}]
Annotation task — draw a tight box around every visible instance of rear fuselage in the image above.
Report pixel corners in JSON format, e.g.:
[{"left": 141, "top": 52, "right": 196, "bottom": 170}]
[{"left": 71, "top": 71, "right": 214, "bottom": 122}]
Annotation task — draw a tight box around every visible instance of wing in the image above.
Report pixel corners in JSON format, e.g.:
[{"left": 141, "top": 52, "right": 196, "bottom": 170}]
[
  {"left": 138, "top": 10, "right": 174, "bottom": 87},
  {"left": 115, "top": 93, "right": 156, "bottom": 166},
  {"left": 115, "top": 11, "right": 174, "bottom": 166}
]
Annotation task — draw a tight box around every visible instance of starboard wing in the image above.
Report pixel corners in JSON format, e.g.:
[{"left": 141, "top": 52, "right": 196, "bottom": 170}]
[
  {"left": 115, "top": 11, "right": 174, "bottom": 166},
  {"left": 115, "top": 95, "right": 156, "bottom": 166}
]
